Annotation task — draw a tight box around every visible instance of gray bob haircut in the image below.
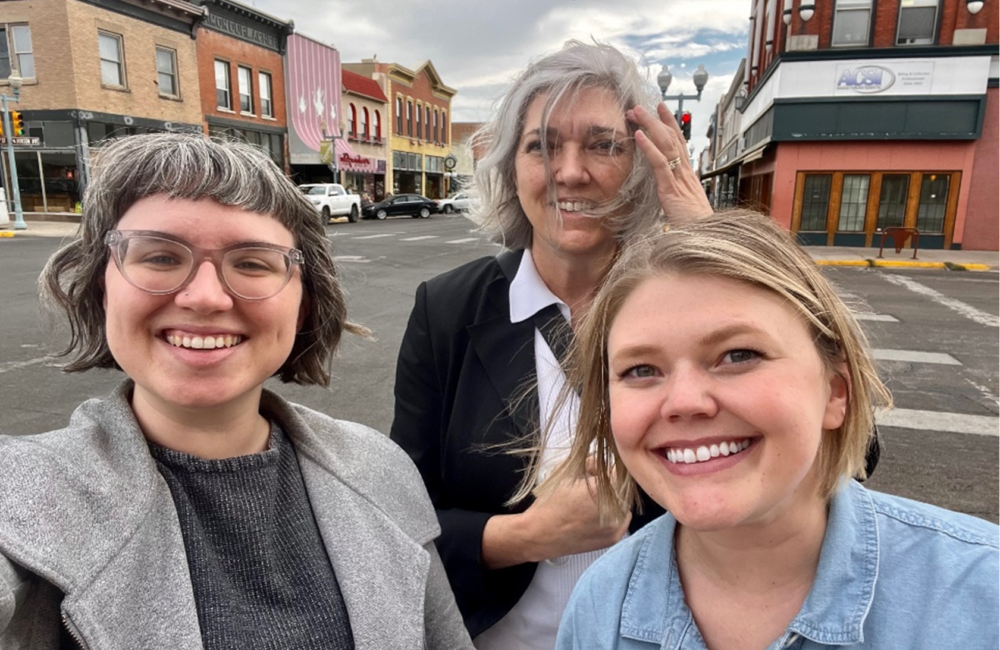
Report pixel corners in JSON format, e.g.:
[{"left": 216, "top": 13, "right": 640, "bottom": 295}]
[
  {"left": 470, "top": 40, "right": 664, "bottom": 249},
  {"left": 40, "top": 132, "right": 354, "bottom": 386}
]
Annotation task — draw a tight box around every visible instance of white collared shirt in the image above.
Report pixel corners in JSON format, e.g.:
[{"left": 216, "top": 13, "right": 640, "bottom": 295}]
[{"left": 473, "top": 249, "right": 609, "bottom": 650}]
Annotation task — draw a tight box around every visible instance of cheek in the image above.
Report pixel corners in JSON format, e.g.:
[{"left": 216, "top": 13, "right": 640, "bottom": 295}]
[{"left": 608, "top": 386, "right": 646, "bottom": 450}]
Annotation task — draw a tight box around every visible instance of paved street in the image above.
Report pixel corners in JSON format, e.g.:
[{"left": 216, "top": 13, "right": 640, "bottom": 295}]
[{"left": 1, "top": 214, "right": 996, "bottom": 521}]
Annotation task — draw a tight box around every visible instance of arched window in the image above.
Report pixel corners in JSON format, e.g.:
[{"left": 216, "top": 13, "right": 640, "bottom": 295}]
[
  {"left": 349, "top": 103, "right": 357, "bottom": 136},
  {"left": 416, "top": 103, "right": 422, "bottom": 139},
  {"left": 361, "top": 107, "right": 369, "bottom": 139},
  {"left": 374, "top": 110, "right": 382, "bottom": 141}
]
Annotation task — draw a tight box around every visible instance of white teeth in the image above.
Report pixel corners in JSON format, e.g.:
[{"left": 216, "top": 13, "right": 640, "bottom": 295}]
[
  {"left": 556, "top": 201, "right": 596, "bottom": 213},
  {"left": 166, "top": 334, "right": 242, "bottom": 350},
  {"left": 665, "top": 439, "right": 752, "bottom": 465}
]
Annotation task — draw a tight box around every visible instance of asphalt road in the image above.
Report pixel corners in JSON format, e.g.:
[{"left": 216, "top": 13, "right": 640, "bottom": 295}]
[{"left": 1, "top": 213, "right": 996, "bottom": 521}]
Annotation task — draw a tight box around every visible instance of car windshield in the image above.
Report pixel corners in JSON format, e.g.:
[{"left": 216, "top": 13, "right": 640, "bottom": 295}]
[{"left": 304, "top": 186, "right": 327, "bottom": 196}]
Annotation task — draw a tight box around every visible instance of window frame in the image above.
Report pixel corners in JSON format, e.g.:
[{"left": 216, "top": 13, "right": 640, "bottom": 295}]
[
  {"left": 349, "top": 103, "right": 357, "bottom": 136},
  {"left": 361, "top": 107, "right": 369, "bottom": 140},
  {"left": 214, "top": 59, "right": 232, "bottom": 110},
  {"left": 0, "top": 24, "right": 35, "bottom": 80},
  {"left": 416, "top": 102, "right": 422, "bottom": 139},
  {"left": 896, "top": 0, "right": 940, "bottom": 46},
  {"left": 98, "top": 30, "right": 127, "bottom": 88},
  {"left": 395, "top": 97, "right": 403, "bottom": 134},
  {"left": 259, "top": 71, "right": 273, "bottom": 118},
  {"left": 831, "top": 0, "right": 873, "bottom": 48},
  {"left": 155, "top": 46, "right": 179, "bottom": 98},
  {"left": 237, "top": 65, "right": 254, "bottom": 115},
  {"left": 374, "top": 110, "right": 382, "bottom": 141},
  {"left": 407, "top": 100, "right": 413, "bottom": 137}
]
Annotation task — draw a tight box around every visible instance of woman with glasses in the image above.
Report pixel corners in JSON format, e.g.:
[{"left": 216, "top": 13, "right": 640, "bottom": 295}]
[{"left": 0, "top": 134, "right": 472, "bottom": 650}]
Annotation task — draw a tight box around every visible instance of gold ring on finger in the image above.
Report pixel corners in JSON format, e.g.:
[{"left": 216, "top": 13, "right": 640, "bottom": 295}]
[{"left": 668, "top": 157, "right": 682, "bottom": 170}]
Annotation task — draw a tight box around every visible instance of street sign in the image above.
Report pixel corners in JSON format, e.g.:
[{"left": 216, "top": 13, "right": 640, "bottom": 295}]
[{"left": 0, "top": 136, "right": 39, "bottom": 145}]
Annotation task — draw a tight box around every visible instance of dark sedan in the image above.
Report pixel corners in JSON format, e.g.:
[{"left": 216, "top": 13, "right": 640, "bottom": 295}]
[{"left": 361, "top": 193, "right": 440, "bottom": 220}]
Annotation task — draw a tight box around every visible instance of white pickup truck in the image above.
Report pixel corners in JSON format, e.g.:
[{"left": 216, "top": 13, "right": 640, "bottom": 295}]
[{"left": 299, "top": 183, "right": 361, "bottom": 223}]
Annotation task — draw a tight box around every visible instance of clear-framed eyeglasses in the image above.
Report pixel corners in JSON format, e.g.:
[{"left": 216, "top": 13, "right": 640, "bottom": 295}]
[{"left": 105, "top": 230, "right": 305, "bottom": 301}]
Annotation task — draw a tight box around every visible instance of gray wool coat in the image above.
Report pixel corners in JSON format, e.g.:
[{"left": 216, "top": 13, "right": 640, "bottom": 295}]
[{"left": 0, "top": 381, "right": 473, "bottom": 650}]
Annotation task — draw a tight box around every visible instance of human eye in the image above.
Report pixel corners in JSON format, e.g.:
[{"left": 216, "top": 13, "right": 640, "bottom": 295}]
[
  {"left": 592, "top": 138, "right": 626, "bottom": 155},
  {"left": 228, "top": 249, "right": 285, "bottom": 275},
  {"left": 719, "top": 349, "right": 763, "bottom": 366},
  {"left": 127, "top": 240, "right": 186, "bottom": 269},
  {"left": 618, "top": 364, "right": 660, "bottom": 380}
]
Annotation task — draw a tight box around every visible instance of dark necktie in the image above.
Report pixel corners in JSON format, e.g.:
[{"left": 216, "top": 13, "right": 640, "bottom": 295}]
[{"left": 532, "top": 303, "right": 573, "bottom": 367}]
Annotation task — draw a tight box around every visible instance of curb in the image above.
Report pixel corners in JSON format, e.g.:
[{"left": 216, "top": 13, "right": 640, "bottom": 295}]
[
  {"left": 0, "top": 231, "right": 12, "bottom": 238},
  {"left": 815, "top": 259, "right": 993, "bottom": 272}
]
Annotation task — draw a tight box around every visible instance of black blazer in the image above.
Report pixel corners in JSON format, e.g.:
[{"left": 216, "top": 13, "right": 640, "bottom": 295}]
[{"left": 390, "top": 249, "right": 663, "bottom": 637}]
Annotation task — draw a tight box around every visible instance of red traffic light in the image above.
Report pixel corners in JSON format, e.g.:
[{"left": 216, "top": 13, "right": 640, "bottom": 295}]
[
  {"left": 680, "top": 111, "right": 692, "bottom": 141},
  {"left": 680, "top": 112, "right": 691, "bottom": 124}
]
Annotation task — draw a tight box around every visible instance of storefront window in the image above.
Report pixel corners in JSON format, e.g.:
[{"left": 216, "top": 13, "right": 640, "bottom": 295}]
[
  {"left": 877, "top": 174, "right": 909, "bottom": 229},
  {"left": 800, "top": 174, "right": 831, "bottom": 231},
  {"left": 837, "top": 174, "right": 869, "bottom": 232},
  {"left": 916, "top": 173, "right": 949, "bottom": 233}
]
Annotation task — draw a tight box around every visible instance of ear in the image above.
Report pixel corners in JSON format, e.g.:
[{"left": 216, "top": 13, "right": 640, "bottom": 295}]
[{"left": 822, "top": 360, "right": 851, "bottom": 431}]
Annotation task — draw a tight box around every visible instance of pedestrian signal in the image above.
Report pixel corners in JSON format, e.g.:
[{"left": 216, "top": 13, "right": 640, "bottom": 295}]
[
  {"left": 680, "top": 112, "right": 692, "bottom": 141},
  {"left": 11, "top": 111, "right": 23, "bottom": 136}
]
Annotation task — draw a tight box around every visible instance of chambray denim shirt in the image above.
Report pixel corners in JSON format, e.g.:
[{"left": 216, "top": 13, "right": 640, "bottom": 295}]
[{"left": 556, "top": 481, "right": 999, "bottom": 650}]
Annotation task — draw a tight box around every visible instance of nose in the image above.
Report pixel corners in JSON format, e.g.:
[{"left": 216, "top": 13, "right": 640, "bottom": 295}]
[
  {"left": 175, "top": 260, "right": 233, "bottom": 313},
  {"left": 552, "top": 145, "right": 590, "bottom": 187},
  {"left": 659, "top": 364, "right": 718, "bottom": 423}
]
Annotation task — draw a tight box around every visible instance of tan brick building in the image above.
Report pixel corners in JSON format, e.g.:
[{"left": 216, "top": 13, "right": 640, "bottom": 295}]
[
  {"left": 0, "top": 0, "right": 205, "bottom": 214},
  {"left": 191, "top": 0, "right": 291, "bottom": 171}
]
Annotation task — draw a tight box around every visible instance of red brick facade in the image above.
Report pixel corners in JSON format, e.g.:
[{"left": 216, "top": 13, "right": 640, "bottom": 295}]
[{"left": 195, "top": 28, "right": 286, "bottom": 129}]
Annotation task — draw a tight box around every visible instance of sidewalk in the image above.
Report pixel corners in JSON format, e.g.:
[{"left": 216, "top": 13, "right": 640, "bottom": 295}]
[{"left": 3, "top": 219, "right": 996, "bottom": 271}]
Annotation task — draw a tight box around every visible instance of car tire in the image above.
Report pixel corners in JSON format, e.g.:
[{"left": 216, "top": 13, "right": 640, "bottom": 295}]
[
  {"left": 443, "top": 204, "right": 455, "bottom": 214},
  {"left": 376, "top": 209, "right": 388, "bottom": 220},
  {"left": 321, "top": 206, "right": 331, "bottom": 223},
  {"left": 419, "top": 207, "right": 431, "bottom": 219},
  {"left": 348, "top": 205, "right": 359, "bottom": 223}
]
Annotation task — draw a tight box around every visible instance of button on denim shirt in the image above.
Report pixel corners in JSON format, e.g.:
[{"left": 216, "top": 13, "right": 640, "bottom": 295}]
[{"left": 556, "top": 481, "right": 999, "bottom": 650}]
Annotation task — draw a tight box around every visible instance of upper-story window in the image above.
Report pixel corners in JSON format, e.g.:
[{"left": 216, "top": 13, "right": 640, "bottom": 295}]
[
  {"left": 424, "top": 106, "right": 431, "bottom": 141},
  {"left": 0, "top": 24, "right": 34, "bottom": 79},
  {"left": 897, "top": 0, "right": 939, "bottom": 45},
  {"left": 407, "top": 100, "right": 413, "bottom": 137},
  {"left": 349, "top": 103, "right": 357, "bottom": 136},
  {"left": 433, "top": 110, "right": 438, "bottom": 143},
  {"left": 441, "top": 110, "right": 447, "bottom": 145},
  {"left": 99, "top": 31, "right": 126, "bottom": 87},
  {"left": 416, "top": 103, "right": 422, "bottom": 139},
  {"left": 361, "top": 107, "right": 369, "bottom": 139},
  {"left": 832, "top": 0, "right": 872, "bottom": 47},
  {"left": 259, "top": 71, "right": 273, "bottom": 117},
  {"left": 237, "top": 66, "right": 253, "bottom": 114},
  {"left": 374, "top": 110, "right": 382, "bottom": 141},
  {"left": 395, "top": 97, "right": 402, "bottom": 134},
  {"left": 214, "top": 59, "right": 231, "bottom": 109},
  {"left": 156, "top": 47, "right": 178, "bottom": 98}
]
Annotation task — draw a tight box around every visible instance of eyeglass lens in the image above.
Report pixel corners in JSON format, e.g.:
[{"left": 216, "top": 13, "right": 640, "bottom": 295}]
[{"left": 118, "top": 235, "right": 293, "bottom": 299}]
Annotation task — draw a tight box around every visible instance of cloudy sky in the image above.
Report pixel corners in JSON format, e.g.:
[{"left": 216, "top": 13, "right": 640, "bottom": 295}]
[{"left": 252, "top": 0, "right": 750, "bottom": 156}]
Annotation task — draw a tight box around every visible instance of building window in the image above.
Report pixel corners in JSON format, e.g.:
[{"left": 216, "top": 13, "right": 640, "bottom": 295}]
[
  {"left": 155, "top": 47, "right": 178, "bottom": 97},
  {"left": 349, "top": 103, "right": 357, "bottom": 136},
  {"left": 424, "top": 106, "right": 431, "bottom": 141},
  {"left": 361, "top": 107, "right": 369, "bottom": 139},
  {"left": 374, "top": 110, "right": 382, "bottom": 141},
  {"left": 832, "top": 0, "right": 872, "bottom": 47},
  {"left": 259, "top": 71, "right": 273, "bottom": 117},
  {"left": 837, "top": 174, "right": 870, "bottom": 231},
  {"left": 416, "top": 104, "right": 422, "bottom": 139},
  {"left": 441, "top": 111, "right": 447, "bottom": 144},
  {"left": 407, "top": 100, "right": 413, "bottom": 137},
  {"left": 0, "top": 25, "right": 34, "bottom": 79},
  {"left": 916, "top": 173, "right": 949, "bottom": 233},
  {"left": 800, "top": 174, "right": 832, "bottom": 231},
  {"left": 237, "top": 66, "right": 253, "bottom": 114},
  {"left": 395, "top": 97, "right": 402, "bottom": 134},
  {"left": 99, "top": 31, "right": 126, "bottom": 87},
  {"left": 876, "top": 174, "right": 910, "bottom": 229},
  {"left": 433, "top": 110, "right": 438, "bottom": 143},
  {"left": 214, "top": 60, "right": 231, "bottom": 109},
  {"left": 897, "top": 0, "right": 939, "bottom": 45}
]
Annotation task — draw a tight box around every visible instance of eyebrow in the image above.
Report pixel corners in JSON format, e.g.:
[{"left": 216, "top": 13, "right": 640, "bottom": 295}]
[
  {"left": 520, "top": 126, "right": 630, "bottom": 141},
  {"left": 609, "top": 324, "right": 769, "bottom": 361}
]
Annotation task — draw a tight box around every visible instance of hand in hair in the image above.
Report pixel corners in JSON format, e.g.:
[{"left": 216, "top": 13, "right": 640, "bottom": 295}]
[
  {"left": 481, "top": 464, "right": 631, "bottom": 569},
  {"left": 627, "top": 103, "right": 713, "bottom": 222}
]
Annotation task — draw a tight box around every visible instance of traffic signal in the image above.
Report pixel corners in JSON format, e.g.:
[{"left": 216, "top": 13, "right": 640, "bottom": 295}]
[
  {"left": 11, "top": 111, "right": 23, "bottom": 136},
  {"left": 680, "top": 111, "right": 692, "bottom": 141}
]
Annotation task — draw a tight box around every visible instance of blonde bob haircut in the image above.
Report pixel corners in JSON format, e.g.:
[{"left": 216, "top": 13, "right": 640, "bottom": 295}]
[
  {"left": 41, "top": 132, "right": 361, "bottom": 386},
  {"left": 534, "top": 211, "right": 892, "bottom": 518}
]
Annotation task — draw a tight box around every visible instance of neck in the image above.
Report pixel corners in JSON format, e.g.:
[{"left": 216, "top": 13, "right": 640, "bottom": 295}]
[
  {"left": 130, "top": 386, "right": 270, "bottom": 459},
  {"left": 529, "top": 246, "right": 616, "bottom": 320}
]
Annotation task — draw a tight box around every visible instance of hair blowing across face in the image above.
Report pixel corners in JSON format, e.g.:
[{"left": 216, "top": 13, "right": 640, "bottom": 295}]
[
  {"left": 534, "top": 211, "right": 893, "bottom": 519},
  {"left": 40, "top": 132, "right": 354, "bottom": 386}
]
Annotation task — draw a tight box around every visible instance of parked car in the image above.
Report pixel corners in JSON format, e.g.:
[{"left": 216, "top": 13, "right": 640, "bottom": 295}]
[
  {"left": 362, "top": 193, "right": 439, "bottom": 220},
  {"left": 298, "top": 183, "right": 361, "bottom": 223},
  {"left": 437, "top": 191, "right": 473, "bottom": 214}
]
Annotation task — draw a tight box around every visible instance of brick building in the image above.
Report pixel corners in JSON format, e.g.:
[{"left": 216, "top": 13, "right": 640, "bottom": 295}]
[
  {"left": 704, "top": 0, "right": 998, "bottom": 250},
  {"left": 0, "top": 0, "right": 205, "bottom": 214},
  {"left": 449, "top": 121, "right": 483, "bottom": 192},
  {"left": 344, "top": 59, "right": 456, "bottom": 198},
  {"left": 341, "top": 69, "right": 388, "bottom": 200},
  {"left": 191, "top": 0, "right": 291, "bottom": 171}
]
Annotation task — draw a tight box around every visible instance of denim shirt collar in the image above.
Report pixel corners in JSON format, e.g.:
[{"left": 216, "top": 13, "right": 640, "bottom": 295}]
[{"left": 620, "top": 481, "right": 879, "bottom": 648}]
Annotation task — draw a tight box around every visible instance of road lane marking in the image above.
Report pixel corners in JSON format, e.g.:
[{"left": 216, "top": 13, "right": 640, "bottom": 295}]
[
  {"left": 351, "top": 234, "right": 397, "bottom": 240},
  {"left": 446, "top": 238, "right": 480, "bottom": 244},
  {"left": 880, "top": 274, "right": 999, "bottom": 328},
  {"left": 0, "top": 357, "right": 52, "bottom": 375},
  {"left": 877, "top": 409, "right": 998, "bottom": 437},
  {"left": 334, "top": 256, "right": 369, "bottom": 263},
  {"left": 872, "top": 349, "right": 961, "bottom": 365},
  {"left": 966, "top": 378, "right": 1000, "bottom": 409},
  {"left": 854, "top": 313, "right": 899, "bottom": 322},
  {"left": 399, "top": 236, "right": 438, "bottom": 241}
]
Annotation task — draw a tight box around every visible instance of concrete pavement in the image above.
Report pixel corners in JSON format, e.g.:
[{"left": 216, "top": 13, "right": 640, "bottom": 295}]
[{"left": 3, "top": 218, "right": 996, "bottom": 271}]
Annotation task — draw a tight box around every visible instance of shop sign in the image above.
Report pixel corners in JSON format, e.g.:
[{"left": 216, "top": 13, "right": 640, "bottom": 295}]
[
  {"left": 204, "top": 12, "right": 279, "bottom": 51},
  {"left": 339, "top": 153, "right": 371, "bottom": 166},
  {"left": 0, "top": 136, "right": 40, "bottom": 145},
  {"left": 834, "top": 61, "right": 934, "bottom": 95}
]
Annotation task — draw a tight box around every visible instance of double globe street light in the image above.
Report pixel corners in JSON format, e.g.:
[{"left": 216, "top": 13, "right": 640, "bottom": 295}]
[{"left": 657, "top": 63, "right": 709, "bottom": 120}]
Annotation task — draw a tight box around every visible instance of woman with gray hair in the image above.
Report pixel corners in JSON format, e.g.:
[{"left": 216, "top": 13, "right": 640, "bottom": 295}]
[
  {"left": 0, "top": 134, "right": 472, "bottom": 650},
  {"left": 389, "top": 40, "right": 712, "bottom": 649}
]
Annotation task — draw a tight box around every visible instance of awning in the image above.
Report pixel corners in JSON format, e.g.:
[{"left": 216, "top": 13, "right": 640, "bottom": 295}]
[
  {"left": 701, "top": 144, "right": 768, "bottom": 179},
  {"left": 334, "top": 139, "right": 380, "bottom": 174}
]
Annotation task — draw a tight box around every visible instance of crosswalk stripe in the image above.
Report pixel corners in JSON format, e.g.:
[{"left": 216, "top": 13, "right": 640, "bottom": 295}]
[
  {"left": 351, "top": 234, "right": 397, "bottom": 240},
  {"left": 854, "top": 313, "right": 899, "bottom": 322},
  {"left": 873, "top": 349, "right": 961, "bottom": 365},
  {"left": 877, "top": 409, "right": 998, "bottom": 436},
  {"left": 881, "top": 274, "right": 999, "bottom": 328},
  {"left": 399, "top": 236, "right": 438, "bottom": 241},
  {"left": 446, "top": 238, "right": 480, "bottom": 244}
]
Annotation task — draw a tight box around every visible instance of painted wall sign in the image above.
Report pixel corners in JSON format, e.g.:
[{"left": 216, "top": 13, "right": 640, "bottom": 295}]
[{"left": 204, "top": 11, "right": 279, "bottom": 51}]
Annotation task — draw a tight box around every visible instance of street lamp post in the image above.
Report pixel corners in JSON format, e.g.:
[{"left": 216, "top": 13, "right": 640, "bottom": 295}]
[
  {"left": 656, "top": 63, "right": 710, "bottom": 120},
  {"left": 1, "top": 74, "right": 24, "bottom": 230}
]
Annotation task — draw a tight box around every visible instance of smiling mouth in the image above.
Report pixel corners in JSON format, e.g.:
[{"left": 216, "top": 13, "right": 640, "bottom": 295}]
[
  {"left": 664, "top": 439, "right": 752, "bottom": 465},
  {"left": 165, "top": 334, "right": 243, "bottom": 350},
  {"left": 555, "top": 200, "right": 597, "bottom": 213}
]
